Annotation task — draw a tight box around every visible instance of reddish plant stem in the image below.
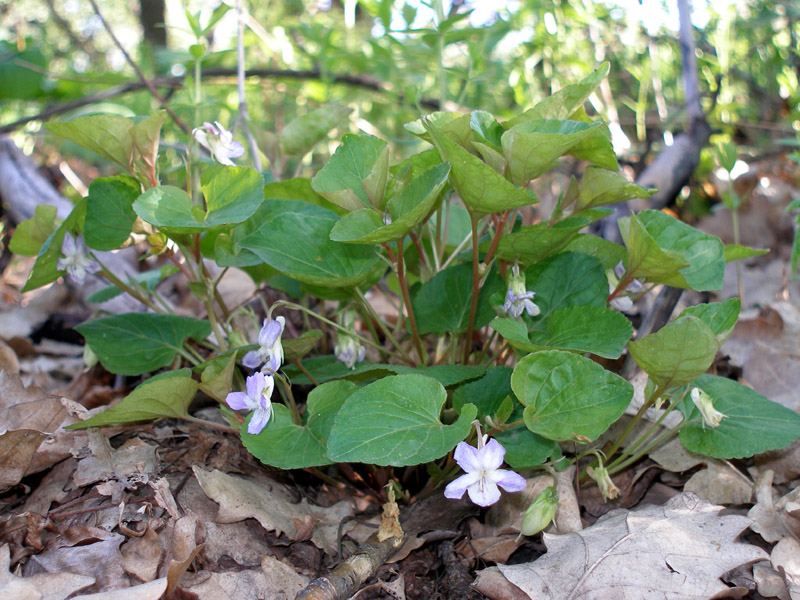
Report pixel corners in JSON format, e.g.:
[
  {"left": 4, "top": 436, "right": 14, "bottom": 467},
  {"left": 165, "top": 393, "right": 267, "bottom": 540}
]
[
  {"left": 395, "top": 238, "right": 426, "bottom": 364},
  {"left": 483, "top": 212, "right": 508, "bottom": 265},
  {"left": 409, "top": 232, "right": 427, "bottom": 267},
  {"left": 607, "top": 273, "right": 635, "bottom": 303},
  {"left": 463, "top": 213, "right": 481, "bottom": 364}
]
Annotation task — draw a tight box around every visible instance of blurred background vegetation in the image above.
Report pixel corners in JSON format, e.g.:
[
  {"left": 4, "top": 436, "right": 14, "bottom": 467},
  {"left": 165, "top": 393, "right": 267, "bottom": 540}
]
[{"left": 0, "top": 0, "right": 798, "bottom": 209}]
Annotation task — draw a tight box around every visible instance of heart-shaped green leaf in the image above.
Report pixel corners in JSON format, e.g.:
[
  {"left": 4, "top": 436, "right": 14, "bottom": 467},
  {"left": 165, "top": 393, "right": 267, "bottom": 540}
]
[
  {"left": 425, "top": 119, "right": 535, "bottom": 215},
  {"left": 76, "top": 313, "right": 211, "bottom": 376},
  {"left": 628, "top": 316, "right": 718, "bottom": 389},
  {"left": 501, "top": 119, "right": 602, "bottom": 185},
  {"left": 67, "top": 370, "right": 198, "bottom": 428},
  {"left": 84, "top": 175, "right": 140, "bottom": 251},
  {"left": 242, "top": 380, "right": 358, "bottom": 469},
  {"left": 511, "top": 350, "right": 632, "bottom": 442},
  {"left": 237, "top": 199, "right": 380, "bottom": 287},
  {"left": 576, "top": 167, "right": 656, "bottom": 210},
  {"left": 327, "top": 375, "right": 477, "bottom": 466},
  {"left": 679, "top": 375, "right": 800, "bottom": 459},
  {"left": 311, "top": 134, "right": 390, "bottom": 211},
  {"left": 46, "top": 114, "right": 134, "bottom": 171},
  {"left": 679, "top": 298, "right": 740, "bottom": 345},
  {"left": 619, "top": 210, "right": 725, "bottom": 291},
  {"left": 329, "top": 163, "right": 450, "bottom": 243}
]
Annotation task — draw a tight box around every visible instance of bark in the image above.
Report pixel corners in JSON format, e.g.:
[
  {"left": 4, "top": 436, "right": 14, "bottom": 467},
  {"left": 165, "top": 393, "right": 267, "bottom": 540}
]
[{"left": 139, "top": 0, "right": 167, "bottom": 48}]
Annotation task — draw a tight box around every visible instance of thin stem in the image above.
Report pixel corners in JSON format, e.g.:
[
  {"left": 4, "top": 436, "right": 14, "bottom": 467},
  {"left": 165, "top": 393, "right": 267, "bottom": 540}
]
[
  {"left": 731, "top": 201, "right": 745, "bottom": 304},
  {"left": 96, "top": 263, "right": 160, "bottom": 312},
  {"left": 294, "top": 359, "right": 319, "bottom": 387},
  {"left": 182, "top": 415, "right": 238, "bottom": 434},
  {"left": 462, "top": 213, "right": 481, "bottom": 364},
  {"left": 277, "top": 375, "right": 301, "bottom": 425},
  {"left": 354, "top": 288, "right": 412, "bottom": 363},
  {"left": 235, "top": 0, "right": 262, "bottom": 172},
  {"left": 483, "top": 212, "right": 508, "bottom": 266},
  {"left": 605, "top": 383, "right": 667, "bottom": 460},
  {"left": 271, "top": 301, "right": 411, "bottom": 364},
  {"left": 396, "top": 237, "right": 427, "bottom": 365}
]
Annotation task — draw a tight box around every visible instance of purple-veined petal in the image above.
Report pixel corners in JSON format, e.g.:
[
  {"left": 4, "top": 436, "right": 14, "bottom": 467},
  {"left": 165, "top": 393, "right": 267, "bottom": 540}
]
[
  {"left": 225, "top": 391, "right": 252, "bottom": 411},
  {"left": 523, "top": 299, "right": 540, "bottom": 317},
  {"left": 443, "top": 472, "right": 480, "bottom": 500},
  {"left": 205, "top": 121, "right": 220, "bottom": 135},
  {"left": 492, "top": 469, "right": 527, "bottom": 493},
  {"left": 467, "top": 480, "right": 501, "bottom": 507},
  {"left": 453, "top": 441, "right": 483, "bottom": 473},
  {"left": 247, "top": 405, "right": 271, "bottom": 434},
  {"left": 194, "top": 129, "right": 209, "bottom": 150},
  {"left": 258, "top": 318, "right": 283, "bottom": 348},
  {"left": 61, "top": 233, "right": 76, "bottom": 255},
  {"left": 479, "top": 439, "right": 507, "bottom": 471},
  {"left": 242, "top": 350, "right": 262, "bottom": 369},
  {"left": 246, "top": 371, "right": 266, "bottom": 399}
]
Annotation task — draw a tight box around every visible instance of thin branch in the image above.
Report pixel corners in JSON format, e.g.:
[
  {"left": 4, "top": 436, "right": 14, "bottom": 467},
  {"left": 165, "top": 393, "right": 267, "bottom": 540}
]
[
  {"left": 1, "top": 68, "right": 440, "bottom": 135},
  {"left": 87, "top": 0, "right": 190, "bottom": 134}
]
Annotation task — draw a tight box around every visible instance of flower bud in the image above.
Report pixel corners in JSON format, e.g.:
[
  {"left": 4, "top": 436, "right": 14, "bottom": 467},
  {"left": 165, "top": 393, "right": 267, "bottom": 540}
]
[
  {"left": 691, "top": 387, "right": 726, "bottom": 429},
  {"left": 586, "top": 465, "right": 619, "bottom": 502},
  {"left": 520, "top": 486, "right": 558, "bottom": 536}
]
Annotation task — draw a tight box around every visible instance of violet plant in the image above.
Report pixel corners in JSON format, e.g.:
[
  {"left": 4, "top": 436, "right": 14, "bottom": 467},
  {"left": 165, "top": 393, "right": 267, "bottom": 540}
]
[{"left": 12, "top": 63, "right": 800, "bottom": 520}]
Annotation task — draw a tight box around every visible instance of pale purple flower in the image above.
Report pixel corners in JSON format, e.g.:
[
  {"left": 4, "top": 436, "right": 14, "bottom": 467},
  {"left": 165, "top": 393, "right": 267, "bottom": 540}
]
[
  {"left": 225, "top": 371, "right": 274, "bottom": 434},
  {"left": 335, "top": 334, "right": 365, "bottom": 369},
  {"left": 334, "top": 309, "right": 365, "bottom": 369},
  {"left": 193, "top": 121, "right": 245, "bottom": 166},
  {"left": 608, "top": 262, "right": 642, "bottom": 313},
  {"left": 243, "top": 316, "right": 285, "bottom": 372},
  {"left": 444, "top": 438, "right": 526, "bottom": 507},
  {"left": 503, "top": 265, "right": 540, "bottom": 319},
  {"left": 57, "top": 233, "right": 99, "bottom": 284}
]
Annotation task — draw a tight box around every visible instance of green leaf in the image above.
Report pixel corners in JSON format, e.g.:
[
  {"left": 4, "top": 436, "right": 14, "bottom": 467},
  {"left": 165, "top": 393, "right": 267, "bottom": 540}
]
[
  {"left": 470, "top": 110, "right": 504, "bottom": 149},
  {"left": 130, "top": 111, "right": 166, "bottom": 174},
  {"left": 264, "top": 177, "right": 346, "bottom": 215},
  {"left": 404, "top": 112, "right": 473, "bottom": 148},
  {"left": 9, "top": 205, "right": 58, "bottom": 257},
  {"left": 283, "top": 329, "right": 323, "bottom": 363},
  {"left": 562, "top": 234, "right": 627, "bottom": 269},
  {"left": 452, "top": 366, "right": 513, "bottom": 418},
  {"left": 495, "top": 426, "right": 559, "bottom": 469},
  {"left": 22, "top": 198, "right": 87, "bottom": 292},
  {"left": 279, "top": 105, "right": 353, "bottom": 156},
  {"left": 242, "top": 380, "right": 358, "bottom": 469},
  {"left": 495, "top": 210, "right": 612, "bottom": 264},
  {"left": 425, "top": 120, "right": 535, "bottom": 215},
  {"left": 679, "top": 375, "right": 800, "bottom": 459},
  {"left": 237, "top": 199, "right": 380, "bottom": 287},
  {"left": 501, "top": 119, "right": 602, "bottom": 185},
  {"left": 628, "top": 316, "right": 718, "bottom": 389},
  {"left": 84, "top": 176, "right": 140, "bottom": 251},
  {"left": 511, "top": 350, "right": 632, "bottom": 442},
  {"left": 679, "top": 299, "right": 740, "bottom": 345},
  {"left": 618, "top": 212, "right": 692, "bottom": 282},
  {"left": 67, "top": 370, "right": 198, "bottom": 429},
  {"left": 76, "top": 314, "right": 211, "bottom": 376},
  {"left": 620, "top": 210, "right": 725, "bottom": 291},
  {"left": 566, "top": 107, "right": 619, "bottom": 170},
  {"left": 576, "top": 167, "right": 656, "bottom": 210},
  {"left": 0, "top": 44, "right": 46, "bottom": 99},
  {"left": 530, "top": 306, "right": 632, "bottom": 358},
  {"left": 327, "top": 375, "right": 477, "bottom": 466},
  {"left": 310, "top": 134, "right": 389, "bottom": 211},
  {"left": 526, "top": 252, "right": 609, "bottom": 327},
  {"left": 330, "top": 163, "right": 450, "bottom": 243},
  {"left": 134, "top": 167, "right": 264, "bottom": 233},
  {"left": 412, "top": 263, "right": 504, "bottom": 334},
  {"left": 506, "top": 63, "right": 610, "bottom": 124},
  {"left": 724, "top": 244, "right": 769, "bottom": 262},
  {"left": 46, "top": 115, "right": 134, "bottom": 171},
  {"left": 198, "top": 353, "right": 237, "bottom": 402}
]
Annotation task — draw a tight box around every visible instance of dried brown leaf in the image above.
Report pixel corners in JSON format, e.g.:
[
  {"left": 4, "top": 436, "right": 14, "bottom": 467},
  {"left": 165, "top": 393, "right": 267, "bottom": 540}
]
[
  {"left": 121, "top": 523, "right": 162, "bottom": 583},
  {"left": 684, "top": 460, "right": 753, "bottom": 505},
  {"left": 0, "top": 430, "right": 46, "bottom": 491},
  {"left": 748, "top": 471, "right": 800, "bottom": 543},
  {"left": 482, "top": 493, "right": 766, "bottom": 600},
  {"left": 0, "top": 543, "right": 95, "bottom": 600},
  {"left": 193, "top": 466, "right": 353, "bottom": 555},
  {"left": 69, "top": 578, "right": 168, "bottom": 600}
]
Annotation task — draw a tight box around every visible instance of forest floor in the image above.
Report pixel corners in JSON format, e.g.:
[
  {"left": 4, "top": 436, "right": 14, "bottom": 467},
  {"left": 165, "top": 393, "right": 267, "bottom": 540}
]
[{"left": 1, "top": 154, "right": 799, "bottom": 600}]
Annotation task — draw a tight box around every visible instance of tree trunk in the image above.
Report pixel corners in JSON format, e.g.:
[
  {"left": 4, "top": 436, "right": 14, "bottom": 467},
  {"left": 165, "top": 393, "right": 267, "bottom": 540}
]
[{"left": 139, "top": 0, "right": 167, "bottom": 48}]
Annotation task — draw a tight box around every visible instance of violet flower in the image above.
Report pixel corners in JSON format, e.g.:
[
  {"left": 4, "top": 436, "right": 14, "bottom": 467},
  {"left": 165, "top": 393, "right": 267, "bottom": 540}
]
[
  {"left": 243, "top": 316, "right": 285, "bottom": 372},
  {"left": 57, "top": 233, "right": 100, "bottom": 284},
  {"left": 503, "top": 265, "right": 540, "bottom": 319},
  {"left": 193, "top": 121, "right": 245, "bottom": 166},
  {"left": 225, "top": 371, "right": 274, "bottom": 435},
  {"left": 444, "top": 436, "right": 526, "bottom": 507}
]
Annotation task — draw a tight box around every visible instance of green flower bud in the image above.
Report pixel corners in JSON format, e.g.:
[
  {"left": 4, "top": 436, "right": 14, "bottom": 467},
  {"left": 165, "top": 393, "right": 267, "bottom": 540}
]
[
  {"left": 691, "top": 387, "right": 726, "bottom": 429},
  {"left": 520, "top": 486, "right": 558, "bottom": 536},
  {"left": 586, "top": 465, "right": 619, "bottom": 502}
]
